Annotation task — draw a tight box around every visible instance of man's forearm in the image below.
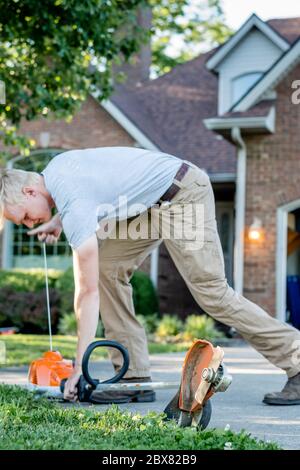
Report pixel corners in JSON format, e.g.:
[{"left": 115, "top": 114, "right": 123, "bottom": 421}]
[{"left": 74, "top": 289, "right": 100, "bottom": 368}]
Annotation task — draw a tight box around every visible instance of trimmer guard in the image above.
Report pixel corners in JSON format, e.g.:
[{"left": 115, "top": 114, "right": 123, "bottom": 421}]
[
  {"left": 28, "top": 350, "right": 74, "bottom": 387},
  {"left": 179, "top": 339, "right": 224, "bottom": 413}
]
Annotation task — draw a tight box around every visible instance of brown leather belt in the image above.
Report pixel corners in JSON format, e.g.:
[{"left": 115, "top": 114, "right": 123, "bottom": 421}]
[{"left": 159, "top": 162, "right": 190, "bottom": 202}]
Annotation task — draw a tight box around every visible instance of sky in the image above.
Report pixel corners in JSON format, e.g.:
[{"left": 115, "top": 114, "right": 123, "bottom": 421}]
[
  {"left": 166, "top": 0, "right": 300, "bottom": 59},
  {"left": 222, "top": 0, "right": 300, "bottom": 29}
]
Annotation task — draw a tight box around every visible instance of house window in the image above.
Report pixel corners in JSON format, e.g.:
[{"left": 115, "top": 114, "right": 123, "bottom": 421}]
[
  {"left": 7, "top": 150, "right": 72, "bottom": 270},
  {"left": 232, "top": 72, "right": 263, "bottom": 105}
]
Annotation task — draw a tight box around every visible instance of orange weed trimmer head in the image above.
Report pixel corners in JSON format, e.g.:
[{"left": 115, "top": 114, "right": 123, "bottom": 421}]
[
  {"left": 179, "top": 339, "right": 231, "bottom": 413},
  {"left": 28, "top": 350, "right": 74, "bottom": 387},
  {"left": 163, "top": 339, "right": 232, "bottom": 430}
]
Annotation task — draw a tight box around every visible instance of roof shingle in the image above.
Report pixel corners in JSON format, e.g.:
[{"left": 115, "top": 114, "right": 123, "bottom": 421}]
[
  {"left": 112, "top": 51, "right": 236, "bottom": 175},
  {"left": 267, "top": 17, "right": 300, "bottom": 44}
]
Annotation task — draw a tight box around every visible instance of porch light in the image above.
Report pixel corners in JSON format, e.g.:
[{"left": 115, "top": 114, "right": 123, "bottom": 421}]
[{"left": 248, "top": 217, "right": 262, "bottom": 241}]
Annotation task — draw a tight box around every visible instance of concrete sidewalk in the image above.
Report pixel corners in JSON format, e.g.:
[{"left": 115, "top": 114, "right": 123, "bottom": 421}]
[{"left": 1, "top": 343, "right": 300, "bottom": 450}]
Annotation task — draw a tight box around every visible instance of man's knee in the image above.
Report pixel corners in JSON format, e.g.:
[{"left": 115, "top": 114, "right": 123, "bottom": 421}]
[
  {"left": 192, "top": 278, "right": 236, "bottom": 315},
  {"left": 99, "top": 261, "right": 135, "bottom": 286},
  {"left": 99, "top": 261, "right": 117, "bottom": 284}
]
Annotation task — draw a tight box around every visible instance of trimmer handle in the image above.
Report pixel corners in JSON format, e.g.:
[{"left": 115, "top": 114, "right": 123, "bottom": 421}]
[
  {"left": 60, "top": 375, "right": 93, "bottom": 402},
  {"left": 60, "top": 340, "right": 130, "bottom": 402},
  {"left": 81, "top": 340, "right": 130, "bottom": 388}
]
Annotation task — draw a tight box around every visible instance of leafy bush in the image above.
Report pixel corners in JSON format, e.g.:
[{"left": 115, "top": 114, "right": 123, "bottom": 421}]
[
  {"left": 55, "top": 267, "right": 74, "bottom": 317},
  {"left": 155, "top": 314, "right": 184, "bottom": 341},
  {"left": 0, "top": 267, "right": 158, "bottom": 334},
  {"left": 55, "top": 267, "right": 74, "bottom": 292},
  {"left": 0, "top": 286, "right": 60, "bottom": 333},
  {"left": 58, "top": 312, "right": 104, "bottom": 337},
  {"left": 0, "top": 268, "right": 59, "bottom": 292},
  {"left": 183, "top": 315, "right": 224, "bottom": 342},
  {"left": 136, "top": 313, "right": 160, "bottom": 335},
  {"left": 0, "top": 269, "right": 60, "bottom": 333},
  {"left": 130, "top": 270, "right": 159, "bottom": 317}
]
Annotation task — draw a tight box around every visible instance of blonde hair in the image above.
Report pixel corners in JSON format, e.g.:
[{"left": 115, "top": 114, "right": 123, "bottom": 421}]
[{"left": 0, "top": 168, "right": 40, "bottom": 230}]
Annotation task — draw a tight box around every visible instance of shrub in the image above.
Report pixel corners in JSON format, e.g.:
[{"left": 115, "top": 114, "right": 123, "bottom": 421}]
[
  {"left": 155, "top": 314, "right": 184, "bottom": 341},
  {"left": 130, "top": 270, "right": 159, "bottom": 316},
  {"left": 55, "top": 268, "right": 74, "bottom": 317},
  {"left": 0, "top": 268, "right": 59, "bottom": 292},
  {"left": 55, "top": 267, "right": 74, "bottom": 292},
  {"left": 136, "top": 313, "right": 160, "bottom": 335},
  {"left": 0, "top": 269, "right": 60, "bottom": 333},
  {"left": 0, "top": 286, "right": 60, "bottom": 333},
  {"left": 0, "top": 267, "right": 158, "bottom": 334},
  {"left": 183, "top": 315, "right": 224, "bottom": 342},
  {"left": 58, "top": 312, "right": 104, "bottom": 337}
]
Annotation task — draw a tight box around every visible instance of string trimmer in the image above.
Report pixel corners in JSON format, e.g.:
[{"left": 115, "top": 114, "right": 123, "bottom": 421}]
[{"left": 26, "top": 243, "right": 232, "bottom": 431}]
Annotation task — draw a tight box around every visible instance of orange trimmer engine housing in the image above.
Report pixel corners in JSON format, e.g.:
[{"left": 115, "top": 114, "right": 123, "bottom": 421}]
[{"left": 28, "top": 351, "right": 74, "bottom": 387}]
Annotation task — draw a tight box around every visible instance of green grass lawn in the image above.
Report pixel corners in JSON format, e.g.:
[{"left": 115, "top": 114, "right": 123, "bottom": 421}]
[
  {"left": 0, "top": 334, "right": 190, "bottom": 367},
  {"left": 0, "top": 385, "right": 280, "bottom": 450}
]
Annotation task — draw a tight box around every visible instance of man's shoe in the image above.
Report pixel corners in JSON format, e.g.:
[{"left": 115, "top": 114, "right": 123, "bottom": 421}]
[
  {"left": 89, "top": 376, "right": 156, "bottom": 404},
  {"left": 263, "top": 372, "right": 300, "bottom": 405}
]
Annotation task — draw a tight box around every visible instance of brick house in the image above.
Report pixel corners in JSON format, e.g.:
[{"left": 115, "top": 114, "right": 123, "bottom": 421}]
[{"left": 1, "top": 13, "right": 300, "bottom": 324}]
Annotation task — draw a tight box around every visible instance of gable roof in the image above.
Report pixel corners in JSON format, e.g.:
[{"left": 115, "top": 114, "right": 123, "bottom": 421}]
[
  {"left": 206, "top": 13, "right": 290, "bottom": 71},
  {"left": 111, "top": 50, "right": 236, "bottom": 175}
]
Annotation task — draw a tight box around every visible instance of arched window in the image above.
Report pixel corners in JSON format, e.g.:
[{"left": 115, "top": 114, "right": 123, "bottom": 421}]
[
  {"left": 232, "top": 72, "right": 263, "bottom": 105},
  {"left": 2, "top": 149, "right": 72, "bottom": 270}
]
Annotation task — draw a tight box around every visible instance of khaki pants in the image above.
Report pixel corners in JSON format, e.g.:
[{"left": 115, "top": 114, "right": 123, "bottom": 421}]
[{"left": 97, "top": 164, "right": 300, "bottom": 379}]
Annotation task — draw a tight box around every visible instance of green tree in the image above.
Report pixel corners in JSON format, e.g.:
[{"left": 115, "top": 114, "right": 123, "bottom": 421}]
[
  {"left": 150, "top": 0, "right": 233, "bottom": 76},
  {"left": 0, "top": 1, "right": 232, "bottom": 160},
  {"left": 0, "top": 0, "right": 149, "bottom": 161}
]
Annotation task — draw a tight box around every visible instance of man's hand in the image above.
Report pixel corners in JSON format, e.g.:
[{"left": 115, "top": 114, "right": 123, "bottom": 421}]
[
  {"left": 27, "top": 213, "right": 63, "bottom": 244},
  {"left": 63, "top": 368, "right": 82, "bottom": 402}
]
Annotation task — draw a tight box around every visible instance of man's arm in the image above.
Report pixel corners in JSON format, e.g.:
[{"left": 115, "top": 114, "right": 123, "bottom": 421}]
[{"left": 63, "top": 234, "right": 100, "bottom": 401}]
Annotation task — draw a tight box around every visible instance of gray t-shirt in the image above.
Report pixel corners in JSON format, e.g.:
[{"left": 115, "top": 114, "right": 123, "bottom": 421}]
[{"left": 41, "top": 146, "right": 182, "bottom": 249}]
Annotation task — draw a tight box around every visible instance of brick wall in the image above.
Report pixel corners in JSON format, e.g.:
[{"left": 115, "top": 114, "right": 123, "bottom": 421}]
[
  {"left": 16, "top": 95, "right": 135, "bottom": 151},
  {"left": 243, "top": 64, "right": 300, "bottom": 316}
]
